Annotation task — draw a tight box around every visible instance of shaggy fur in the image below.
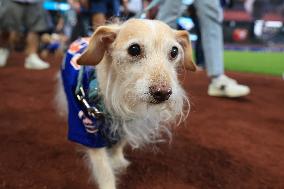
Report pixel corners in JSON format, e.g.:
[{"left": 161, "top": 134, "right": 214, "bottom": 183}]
[{"left": 58, "top": 19, "right": 196, "bottom": 189}]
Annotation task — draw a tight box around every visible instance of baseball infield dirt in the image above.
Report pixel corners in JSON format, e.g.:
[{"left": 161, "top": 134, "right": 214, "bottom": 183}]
[{"left": 0, "top": 52, "right": 283, "bottom": 189}]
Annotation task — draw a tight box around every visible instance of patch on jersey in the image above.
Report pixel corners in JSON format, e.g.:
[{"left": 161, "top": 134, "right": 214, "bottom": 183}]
[
  {"left": 68, "top": 38, "right": 90, "bottom": 55},
  {"left": 68, "top": 37, "right": 90, "bottom": 70},
  {"left": 70, "top": 54, "right": 81, "bottom": 70}
]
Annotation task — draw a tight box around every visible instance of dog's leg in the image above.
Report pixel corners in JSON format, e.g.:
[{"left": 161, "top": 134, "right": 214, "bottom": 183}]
[
  {"left": 108, "top": 140, "right": 130, "bottom": 172},
  {"left": 87, "top": 148, "right": 116, "bottom": 189}
]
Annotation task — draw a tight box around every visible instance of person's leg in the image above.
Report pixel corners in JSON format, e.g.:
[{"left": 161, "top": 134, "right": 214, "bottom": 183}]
[
  {"left": 194, "top": 0, "right": 224, "bottom": 77},
  {"left": 70, "top": 13, "right": 88, "bottom": 42},
  {"left": 26, "top": 32, "right": 38, "bottom": 55},
  {"left": 190, "top": 6, "right": 205, "bottom": 69},
  {"left": 0, "top": 0, "right": 22, "bottom": 67},
  {"left": 90, "top": 1, "right": 107, "bottom": 30},
  {"left": 0, "top": 31, "right": 9, "bottom": 46},
  {"left": 156, "top": 0, "right": 185, "bottom": 29},
  {"left": 8, "top": 31, "right": 19, "bottom": 50},
  {"left": 24, "top": 31, "right": 49, "bottom": 70},
  {"left": 91, "top": 13, "right": 106, "bottom": 29},
  {"left": 0, "top": 32, "right": 10, "bottom": 67},
  {"left": 64, "top": 9, "right": 77, "bottom": 40},
  {"left": 24, "top": 2, "right": 49, "bottom": 69},
  {"left": 194, "top": 0, "right": 250, "bottom": 97}
]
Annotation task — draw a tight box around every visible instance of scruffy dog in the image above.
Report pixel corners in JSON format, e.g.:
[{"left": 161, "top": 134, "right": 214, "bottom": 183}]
[{"left": 59, "top": 19, "right": 196, "bottom": 189}]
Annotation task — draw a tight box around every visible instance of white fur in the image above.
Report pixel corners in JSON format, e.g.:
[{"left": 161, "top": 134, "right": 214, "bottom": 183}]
[
  {"left": 54, "top": 72, "right": 67, "bottom": 117},
  {"left": 56, "top": 19, "right": 193, "bottom": 189}
]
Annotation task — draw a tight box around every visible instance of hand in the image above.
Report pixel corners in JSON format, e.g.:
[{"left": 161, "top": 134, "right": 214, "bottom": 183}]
[{"left": 122, "top": 0, "right": 129, "bottom": 15}]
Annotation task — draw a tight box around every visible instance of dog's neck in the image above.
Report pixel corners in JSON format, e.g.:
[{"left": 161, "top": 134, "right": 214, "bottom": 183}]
[{"left": 94, "top": 58, "right": 188, "bottom": 148}]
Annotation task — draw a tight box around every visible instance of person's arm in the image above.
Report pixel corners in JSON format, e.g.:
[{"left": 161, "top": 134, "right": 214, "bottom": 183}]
[{"left": 122, "top": 0, "right": 129, "bottom": 15}]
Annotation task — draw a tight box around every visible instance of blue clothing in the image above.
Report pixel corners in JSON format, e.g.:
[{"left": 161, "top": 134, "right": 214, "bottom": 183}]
[
  {"left": 61, "top": 38, "right": 118, "bottom": 148},
  {"left": 89, "top": 0, "right": 120, "bottom": 17},
  {"left": 42, "top": 41, "right": 60, "bottom": 53}
]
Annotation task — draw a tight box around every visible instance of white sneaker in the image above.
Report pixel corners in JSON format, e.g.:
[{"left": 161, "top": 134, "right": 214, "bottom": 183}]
[
  {"left": 0, "top": 48, "right": 10, "bottom": 67},
  {"left": 24, "top": 53, "right": 50, "bottom": 70},
  {"left": 208, "top": 75, "right": 250, "bottom": 98}
]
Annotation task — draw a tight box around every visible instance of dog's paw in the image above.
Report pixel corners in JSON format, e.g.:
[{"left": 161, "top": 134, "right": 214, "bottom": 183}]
[
  {"left": 120, "top": 157, "right": 131, "bottom": 169},
  {"left": 110, "top": 156, "right": 131, "bottom": 173}
]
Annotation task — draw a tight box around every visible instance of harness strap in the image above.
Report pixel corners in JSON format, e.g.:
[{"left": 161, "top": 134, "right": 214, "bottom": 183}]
[
  {"left": 74, "top": 66, "right": 121, "bottom": 146},
  {"left": 75, "top": 66, "right": 84, "bottom": 95},
  {"left": 75, "top": 66, "right": 103, "bottom": 119}
]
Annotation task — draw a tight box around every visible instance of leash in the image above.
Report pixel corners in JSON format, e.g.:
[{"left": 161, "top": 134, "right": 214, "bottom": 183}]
[{"left": 75, "top": 67, "right": 104, "bottom": 119}]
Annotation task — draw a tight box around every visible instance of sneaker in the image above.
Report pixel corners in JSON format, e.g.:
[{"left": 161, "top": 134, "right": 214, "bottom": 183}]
[
  {"left": 24, "top": 53, "right": 50, "bottom": 70},
  {"left": 208, "top": 75, "right": 250, "bottom": 98},
  {"left": 0, "top": 48, "right": 10, "bottom": 67}
]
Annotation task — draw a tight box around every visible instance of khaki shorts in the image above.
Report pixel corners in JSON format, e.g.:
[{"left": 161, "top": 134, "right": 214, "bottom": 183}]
[{"left": 1, "top": 0, "right": 49, "bottom": 32}]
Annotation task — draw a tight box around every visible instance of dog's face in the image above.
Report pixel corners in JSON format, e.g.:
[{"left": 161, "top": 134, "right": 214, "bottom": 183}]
[
  {"left": 77, "top": 19, "right": 196, "bottom": 147},
  {"left": 78, "top": 19, "right": 195, "bottom": 119}
]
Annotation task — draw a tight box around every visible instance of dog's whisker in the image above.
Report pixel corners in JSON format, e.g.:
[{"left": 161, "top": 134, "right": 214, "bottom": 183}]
[{"left": 58, "top": 18, "right": 195, "bottom": 189}]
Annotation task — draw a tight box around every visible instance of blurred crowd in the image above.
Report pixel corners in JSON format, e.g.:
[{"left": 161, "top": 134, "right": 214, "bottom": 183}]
[
  {"left": 0, "top": 0, "right": 283, "bottom": 71},
  {"left": 1, "top": 0, "right": 283, "bottom": 98},
  {"left": 0, "top": 0, "right": 151, "bottom": 69},
  {"left": 0, "top": 0, "right": 263, "bottom": 98}
]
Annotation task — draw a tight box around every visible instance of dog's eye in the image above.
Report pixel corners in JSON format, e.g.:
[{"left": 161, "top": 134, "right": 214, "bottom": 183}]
[
  {"left": 169, "top": 46, "right": 179, "bottom": 60},
  {"left": 128, "top": 44, "right": 141, "bottom": 57}
]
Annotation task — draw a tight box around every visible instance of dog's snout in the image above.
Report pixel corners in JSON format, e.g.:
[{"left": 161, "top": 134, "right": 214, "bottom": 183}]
[{"left": 149, "top": 85, "right": 172, "bottom": 103}]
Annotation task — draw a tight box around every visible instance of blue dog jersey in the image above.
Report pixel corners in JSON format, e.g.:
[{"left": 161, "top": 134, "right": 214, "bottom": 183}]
[{"left": 61, "top": 38, "right": 117, "bottom": 148}]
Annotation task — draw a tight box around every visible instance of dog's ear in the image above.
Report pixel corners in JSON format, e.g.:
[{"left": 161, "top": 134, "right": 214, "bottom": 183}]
[
  {"left": 77, "top": 25, "right": 119, "bottom": 66},
  {"left": 175, "top": 30, "right": 197, "bottom": 71}
]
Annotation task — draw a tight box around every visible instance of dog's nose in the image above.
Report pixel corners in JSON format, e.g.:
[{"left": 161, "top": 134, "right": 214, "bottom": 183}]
[{"left": 149, "top": 85, "right": 172, "bottom": 103}]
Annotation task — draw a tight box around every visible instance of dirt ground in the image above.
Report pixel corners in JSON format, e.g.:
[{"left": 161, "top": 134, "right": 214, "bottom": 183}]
[{"left": 0, "top": 52, "right": 283, "bottom": 189}]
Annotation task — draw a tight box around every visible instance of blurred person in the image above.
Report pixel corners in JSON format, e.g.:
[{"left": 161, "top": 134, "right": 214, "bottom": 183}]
[
  {"left": 244, "top": 0, "right": 269, "bottom": 40},
  {"left": 69, "top": 0, "right": 90, "bottom": 41},
  {"left": 279, "top": 2, "right": 284, "bottom": 17},
  {"left": 39, "top": 2, "right": 73, "bottom": 57},
  {"left": 0, "top": 0, "right": 50, "bottom": 69},
  {"left": 39, "top": 33, "right": 66, "bottom": 58},
  {"left": 156, "top": 0, "right": 250, "bottom": 98},
  {"left": 70, "top": 0, "right": 121, "bottom": 41},
  {"left": 244, "top": 0, "right": 268, "bottom": 19},
  {"left": 187, "top": 5, "right": 205, "bottom": 69},
  {"left": 122, "top": 0, "right": 144, "bottom": 18},
  {"left": 89, "top": 0, "right": 121, "bottom": 28}
]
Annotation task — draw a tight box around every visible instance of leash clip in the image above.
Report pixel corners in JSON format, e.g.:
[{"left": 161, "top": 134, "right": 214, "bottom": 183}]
[{"left": 76, "top": 87, "right": 104, "bottom": 118}]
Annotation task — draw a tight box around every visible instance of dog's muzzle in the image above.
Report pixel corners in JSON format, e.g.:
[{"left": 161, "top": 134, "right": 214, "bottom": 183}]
[{"left": 149, "top": 85, "right": 172, "bottom": 103}]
